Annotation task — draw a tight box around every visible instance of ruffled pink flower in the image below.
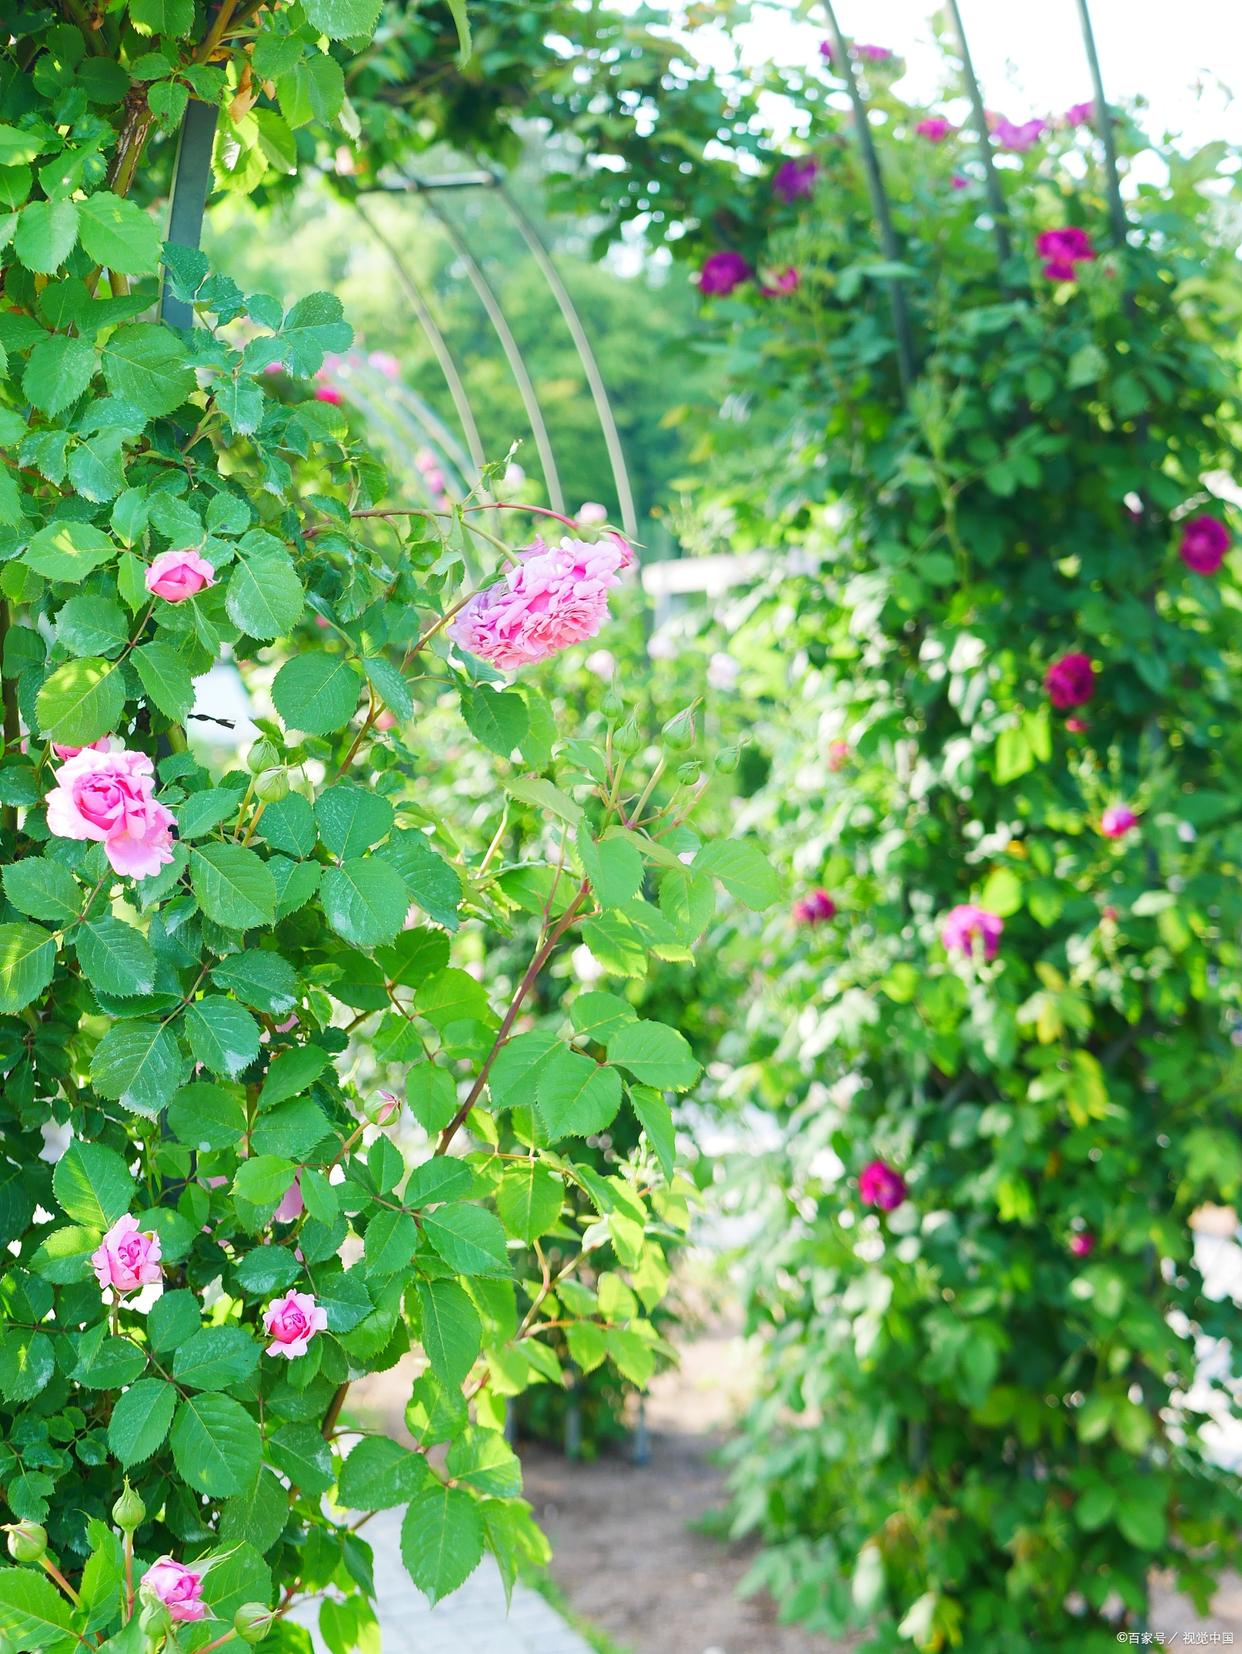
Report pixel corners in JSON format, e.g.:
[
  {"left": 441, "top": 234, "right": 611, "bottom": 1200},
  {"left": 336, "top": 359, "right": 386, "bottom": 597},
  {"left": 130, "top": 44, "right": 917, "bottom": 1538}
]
[
  {"left": 827, "top": 739, "right": 850, "bottom": 772},
  {"left": 762, "top": 267, "right": 800, "bottom": 297},
  {"left": 368, "top": 350, "right": 400, "bottom": 379},
  {"left": 793, "top": 888, "right": 836, "bottom": 926},
  {"left": 773, "top": 157, "right": 819, "bottom": 203},
  {"left": 1100, "top": 805, "right": 1138, "bottom": 839},
  {"left": 990, "top": 114, "right": 1046, "bottom": 152},
  {"left": 273, "top": 1174, "right": 304, "bottom": 1224},
  {"left": 576, "top": 501, "right": 608, "bottom": 526},
  {"left": 1036, "top": 226, "right": 1095, "bottom": 282},
  {"left": 1063, "top": 101, "right": 1094, "bottom": 128},
  {"left": 46, "top": 746, "right": 175, "bottom": 880},
  {"left": 1045, "top": 651, "right": 1095, "bottom": 710},
  {"left": 941, "top": 903, "right": 1003, "bottom": 961},
  {"left": 859, "top": 1160, "right": 906, "bottom": 1211},
  {"left": 51, "top": 736, "right": 111, "bottom": 761},
  {"left": 915, "top": 116, "right": 955, "bottom": 142},
  {"left": 141, "top": 1559, "right": 206, "bottom": 1623},
  {"left": 449, "top": 534, "right": 632, "bottom": 670},
  {"left": 263, "top": 1290, "right": 328, "bottom": 1359},
  {"left": 144, "top": 549, "right": 215, "bottom": 603},
  {"left": 1069, "top": 1231, "right": 1095, "bottom": 1258},
  {"left": 92, "top": 1214, "right": 162, "bottom": 1296},
  {"left": 698, "top": 251, "right": 752, "bottom": 296},
  {"left": 1179, "top": 514, "right": 1229, "bottom": 574}
]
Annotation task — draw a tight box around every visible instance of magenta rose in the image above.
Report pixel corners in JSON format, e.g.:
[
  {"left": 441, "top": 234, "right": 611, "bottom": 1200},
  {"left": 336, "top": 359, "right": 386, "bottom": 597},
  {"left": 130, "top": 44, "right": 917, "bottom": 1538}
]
[
  {"left": 1100, "top": 804, "right": 1138, "bottom": 839},
  {"left": 263, "top": 1290, "right": 328, "bottom": 1359},
  {"left": 698, "top": 251, "right": 752, "bottom": 296},
  {"left": 915, "top": 116, "right": 955, "bottom": 142},
  {"left": 141, "top": 1558, "right": 206, "bottom": 1623},
  {"left": 51, "top": 736, "right": 111, "bottom": 761},
  {"left": 818, "top": 40, "right": 834, "bottom": 63},
  {"left": 449, "top": 533, "right": 632, "bottom": 671},
  {"left": 1045, "top": 652, "right": 1095, "bottom": 711},
  {"left": 762, "top": 267, "right": 800, "bottom": 297},
  {"left": 1063, "top": 100, "right": 1094, "bottom": 127},
  {"left": 859, "top": 1160, "right": 907, "bottom": 1211},
  {"left": 990, "top": 114, "right": 1046, "bottom": 152},
  {"left": 941, "top": 903, "right": 1003, "bottom": 961},
  {"left": 1036, "top": 226, "right": 1095, "bottom": 282},
  {"left": 144, "top": 548, "right": 215, "bottom": 603},
  {"left": 856, "top": 44, "right": 892, "bottom": 62},
  {"left": 793, "top": 888, "right": 836, "bottom": 926},
  {"left": 1179, "top": 514, "right": 1229, "bottom": 574},
  {"left": 1069, "top": 1231, "right": 1095, "bottom": 1258},
  {"left": 773, "top": 157, "right": 819, "bottom": 203},
  {"left": 91, "top": 1214, "right": 162, "bottom": 1297},
  {"left": 45, "top": 745, "right": 175, "bottom": 879},
  {"left": 315, "top": 381, "right": 343, "bottom": 405}
]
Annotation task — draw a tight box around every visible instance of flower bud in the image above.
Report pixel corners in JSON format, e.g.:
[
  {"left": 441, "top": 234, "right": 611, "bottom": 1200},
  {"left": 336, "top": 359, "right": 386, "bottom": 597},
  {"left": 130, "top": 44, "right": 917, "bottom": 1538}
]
[
  {"left": 254, "top": 767, "right": 290, "bottom": 804},
  {"left": 714, "top": 746, "right": 740, "bottom": 775},
  {"left": 5, "top": 1521, "right": 47, "bottom": 1562},
  {"left": 676, "top": 760, "right": 701, "bottom": 785},
  {"left": 246, "top": 737, "right": 279, "bottom": 774},
  {"left": 600, "top": 691, "right": 624, "bottom": 721},
  {"left": 235, "top": 1603, "right": 273, "bottom": 1644},
  {"left": 112, "top": 1479, "right": 145, "bottom": 1534},
  {"left": 364, "top": 1089, "right": 401, "bottom": 1128},
  {"left": 662, "top": 707, "right": 697, "bottom": 752},
  {"left": 613, "top": 717, "right": 642, "bottom": 755}
]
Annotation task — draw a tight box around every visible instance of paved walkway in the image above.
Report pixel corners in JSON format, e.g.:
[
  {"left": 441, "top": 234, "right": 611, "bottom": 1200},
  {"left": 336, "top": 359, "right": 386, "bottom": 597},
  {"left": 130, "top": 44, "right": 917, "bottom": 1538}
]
[{"left": 289, "top": 1507, "right": 591, "bottom": 1654}]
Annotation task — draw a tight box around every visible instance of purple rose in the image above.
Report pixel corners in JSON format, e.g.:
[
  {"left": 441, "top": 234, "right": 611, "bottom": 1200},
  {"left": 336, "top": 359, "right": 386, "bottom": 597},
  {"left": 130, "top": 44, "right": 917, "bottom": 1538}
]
[
  {"left": 859, "top": 1160, "right": 907, "bottom": 1211},
  {"left": 773, "top": 157, "right": 819, "bottom": 203},
  {"left": 1045, "top": 652, "right": 1096, "bottom": 711},
  {"left": 915, "top": 116, "right": 955, "bottom": 142},
  {"left": 1036, "top": 226, "right": 1095, "bottom": 282},
  {"left": 1179, "top": 514, "right": 1229, "bottom": 574},
  {"left": 940, "top": 904, "right": 1003, "bottom": 962},
  {"left": 698, "top": 251, "right": 752, "bottom": 297}
]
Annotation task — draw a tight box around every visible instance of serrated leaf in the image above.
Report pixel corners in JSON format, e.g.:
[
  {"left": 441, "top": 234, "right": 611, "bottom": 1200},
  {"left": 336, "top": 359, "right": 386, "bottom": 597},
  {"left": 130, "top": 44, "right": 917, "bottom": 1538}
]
[
  {"left": 2, "top": 857, "right": 80, "bottom": 924},
  {"left": 226, "top": 553, "right": 304, "bottom": 640},
  {"left": 23, "top": 333, "right": 96, "bottom": 417},
  {"left": 460, "top": 685, "right": 528, "bottom": 757},
  {"left": 301, "top": 0, "right": 383, "bottom": 39},
  {"left": 694, "top": 838, "right": 781, "bottom": 910},
  {"left": 535, "top": 1047, "right": 622, "bottom": 1140},
  {"left": 170, "top": 1392, "right": 261, "bottom": 1496},
  {"left": 606, "top": 1019, "right": 700, "bottom": 1091},
  {"left": 15, "top": 197, "right": 79, "bottom": 272},
  {"left": 23, "top": 520, "right": 115, "bottom": 583},
  {"left": 0, "top": 1560, "right": 76, "bottom": 1650},
  {"left": 106, "top": 1377, "right": 176, "bottom": 1466},
  {"left": 89, "top": 1019, "right": 185, "bottom": 1117},
  {"left": 52, "top": 1140, "right": 132, "bottom": 1228},
  {"left": 191, "top": 843, "right": 277, "bottom": 930},
  {"left": 400, "top": 1483, "right": 484, "bottom": 1606},
  {"left": 77, "top": 191, "right": 162, "bottom": 275},
  {"left": 210, "top": 949, "right": 297, "bottom": 1015},
  {"left": 421, "top": 1203, "right": 510, "bottom": 1277},
  {"left": 133, "top": 640, "right": 195, "bottom": 721},
  {"left": 321, "top": 857, "right": 408, "bottom": 947},
  {"left": 100, "top": 322, "right": 194, "bottom": 416},
  {"left": 314, "top": 782, "right": 392, "bottom": 859},
  {"left": 339, "top": 1435, "right": 430, "bottom": 1509},
  {"left": 172, "top": 1325, "right": 261, "bottom": 1389},
  {"left": 416, "top": 1278, "right": 480, "bottom": 1388},
  {"left": 496, "top": 1163, "right": 562, "bottom": 1242},
  {"left": 271, "top": 651, "right": 361, "bottom": 734},
  {"left": 0, "top": 921, "right": 56, "bottom": 1013},
  {"left": 184, "top": 995, "right": 261, "bottom": 1078},
  {"left": 35, "top": 656, "right": 125, "bottom": 746}
]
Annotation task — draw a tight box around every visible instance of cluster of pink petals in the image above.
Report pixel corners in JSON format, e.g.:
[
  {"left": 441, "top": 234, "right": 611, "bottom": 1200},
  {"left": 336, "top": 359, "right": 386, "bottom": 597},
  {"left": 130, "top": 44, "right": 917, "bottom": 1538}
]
[
  {"left": 92, "top": 1214, "right": 162, "bottom": 1296},
  {"left": 793, "top": 887, "right": 836, "bottom": 926},
  {"left": 1045, "top": 651, "right": 1096, "bottom": 710},
  {"left": 698, "top": 250, "right": 753, "bottom": 296},
  {"left": 859, "top": 1159, "right": 907, "bottom": 1211},
  {"left": 273, "top": 1174, "right": 304, "bottom": 1224},
  {"left": 46, "top": 745, "right": 176, "bottom": 880},
  {"left": 449, "top": 533, "right": 632, "bottom": 671},
  {"left": 145, "top": 548, "right": 215, "bottom": 603},
  {"left": 1100, "top": 804, "right": 1138, "bottom": 840},
  {"left": 1036, "top": 226, "right": 1095, "bottom": 282},
  {"left": 915, "top": 116, "right": 955, "bottom": 142},
  {"left": 141, "top": 1558, "right": 206, "bottom": 1623},
  {"left": 762, "top": 267, "right": 800, "bottom": 297},
  {"left": 773, "top": 157, "right": 819, "bottom": 203},
  {"left": 315, "top": 382, "right": 343, "bottom": 405},
  {"left": 51, "top": 736, "right": 111, "bottom": 761},
  {"left": 263, "top": 1290, "right": 328, "bottom": 1359},
  {"left": 1179, "top": 513, "right": 1229, "bottom": 574},
  {"left": 1063, "top": 100, "right": 1094, "bottom": 128},
  {"left": 941, "top": 903, "right": 1003, "bottom": 961},
  {"left": 989, "top": 114, "right": 1046, "bottom": 152},
  {"left": 857, "top": 44, "right": 893, "bottom": 62}
]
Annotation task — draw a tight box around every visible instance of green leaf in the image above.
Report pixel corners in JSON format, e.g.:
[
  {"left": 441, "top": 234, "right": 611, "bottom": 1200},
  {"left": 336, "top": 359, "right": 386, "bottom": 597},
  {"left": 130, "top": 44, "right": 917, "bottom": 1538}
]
[
  {"left": 421, "top": 1203, "right": 510, "bottom": 1278},
  {"left": 210, "top": 950, "right": 297, "bottom": 1015},
  {"left": 130, "top": 0, "right": 195, "bottom": 34},
  {"left": 0, "top": 921, "right": 56, "bottom": 1014},
  {"left": 233, "top": 1155, "right": 296, "bottom": 1211},
  {"left": 35, "top": 656, "right": 125, "bottom": 745},
  {"left": 268, "top": 1422, "right": 333, "bottom": 1494},
  {"left": 191, "top": 843, "right": 277, "bottom": 930},
  {"left": 77, "top": 913, "right": 158, "bottom": 997},
  {"left": 107, "top": 1377, "right": 176, "bottom": 1465},
  {"left": 416, "top": 1279, "right": 480, "bottom": 1388},
  {"left": 76, "top": 192, "right": 162, "bottom": 275},
  {"left": 234, "top": 1245, "right": 300, "bottom": 1296},
  {"left": 226, "top": 553, "right": 304, "bottom": 640},
  {"left": 363, "top": 1209, "right": 418, "bottom": 1278},
  {"left": 89, "top": 1019, "right": 186, "bottom": 1118},
  {"left": 460, "top": 686, "right": 528, "bottom": 757},
  {"left": 148, "top": 1289, "right": 202, "bottom": 1351},
  {"left": 170, "top": 1392, "right": 261, "bottom": 1496},
  {"left": 0, "top": 1565, "right": 76, "bottom": 1652},
  {"left": 167, "top": 1081, "right": 247, "bottom": 1150},
  {"left": 400, "top": 1484, "right": 484, "bottom": 1606},
  {"left": 339, "top": 1435, "right": 431, "bottom": 1509},
  {"left": 444, "top": 1428, "right": 521, "bottom": 1497},
  {"left": 321, "top": 857, "right": 409, "bottom": 948},
  {"left": 55, "top": 593, "right": 128, "bottom": 657},
  {"left": 496, "top": 1163, "right": 562, "bottom": 1242},
  {"left": 251, "top": 1097, "right": 331, "bottom": 1160},
  {"left": 15, "top": 198, "right": 79, "bottom": 272},
  {"left": 578, "top": 827, "right": 643, "bottom": 907},
  {"left": 505, "top": 775, "right": 584, "bottom": 825},
  {"left": 101, "top": 323, "right": 194, "bottom": 415},
  {"left": 569, "top": 990, "right": 636, "bottom": 1043},
  {"left": 694, "top": 839, "right": 781, "bottom": 910},
  {"left": 133, "top": 640, "right": 195, "bottom": 722},
  {"left": 406, "top": 1062, "right": 458, "bottom": 1134},
  {"left": 566, "top": 1321, "right": 607, "bottom": 1374},
  {"left": 0, "top": 1328, "right": 55, "bottom": 1402},
  {"left": 177, "top": 786, "right": 244, "bottom": 840},
  {"left": 606, "top": 1019, "right": 701, "bottom": 1091},
  {"left": 23, "top": 334, "right": 96, "bottom": 417},
  {"left": 259, "top": 1043, "right": 329, "bottom": 1107},
  {"left": 380, "top": 831, "right": 461, "bottom": 930},
  {"left": 535, "top": 1048, "right": 623, "bottom": 1140},
  {"left": 185, "top": 995, "right": 261, "bottom": 1078},
  {"left": 301, "top": 0, "right": 383, "bottom": 38},
  {"left": 24, "top": 520, "right": 115, "bottom": 583},
  {"left": 172, "top": 1325, "right": 261, "bottom": 1390},
  {"left": 2, "top": 857, "right": 80, "bottom": 924},
  {"left": 488, "top": 1029, "right": 558, "bottom": 1111},
  {"left": 73, "top": 1335, "right": 146, "bottom": 1389},
  {"left": 628, "top": 1086, "right": 676, "bottom": 1180},
  {"left": 52, "top": 1140, "right": 132, "bottom": 1227},
  {"left": 271, "top": 652, "right": 361, "bottom": 735},
  {"left": 259, "top": 794, "right": 317, "bottom": 857},
  {"left": 315, "top": 783, "right": 393, "bottom": 858}
]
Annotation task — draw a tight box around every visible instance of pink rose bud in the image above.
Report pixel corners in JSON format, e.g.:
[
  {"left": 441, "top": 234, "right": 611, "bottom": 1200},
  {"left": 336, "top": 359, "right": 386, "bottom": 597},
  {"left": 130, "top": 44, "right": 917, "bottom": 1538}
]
[
  {"left": 263, "top": 1290, "right": 328, "bottom": 1359},
  {"left": 364, "top": 1089, "right": 402, "bottom": 1128},
  {"left": 375, "top": 710, "right": 396, "bottom": 732},
  {"left": 576, "top": 501, "right": 608, "bottom": 526},
  {"left": 793, "top": 887, "right": 836, "bottom": 926},
  {"left": 1100, "top": 804, "right": 1138, "bottom": 839},
  {"left": 91, "top": 1214, "right": 162, "bottom": 1297},
  {"left": 45, "top": 745, "right": 176, "bottom": 880},
  {"left": 1069, "top": 1231, "right": 1095, "bottom": 1258},
  {"left": 859, "top": 1159, "right": 907, "bottom": 1211},
  {"left": 144, "top": 548, "right": 216, "bottom": 603},
  {"left": 1044, "top": 652, "right": 1095, "bottom": 711},
  {"left": 941, "top": 903, "right": 1003, "bottom": 961},
  {"left": 141, "top": 1558, "right": 206, "bottom": 1623},
  {"left": 1179, "top": 514, "right": 1229, "bottom": 574},
  {"left": 449, "top": 534, "right": 632, "bottom": 670},
  {"left": 51, "top": 736, "right": 111, "bottom": 761},
  {"left": 827, "top": 739, "right": 850, "bottom": 772},
  {"left": 273, "top": 1174, "right": 304, "bottom": 1225}
]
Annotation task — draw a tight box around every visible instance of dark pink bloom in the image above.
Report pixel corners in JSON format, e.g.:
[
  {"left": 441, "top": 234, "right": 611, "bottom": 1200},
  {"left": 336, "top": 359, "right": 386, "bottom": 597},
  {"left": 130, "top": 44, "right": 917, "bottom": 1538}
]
[
  {"left": 145, "top": 548, "right": 215, "bottom": 603},
  {"left": 773, "top": 157, "right": 819, "bottom": 203},
  {"left": 1100, "top": 805, "right": 1138, "bottom": 840},
  {"left": 263, "top": 1290, "right": 328, "bottom": 1359},
  {"left": 818, "top": 40, "right": 834, "bottom": 63},
  {"left": 1069, "top": 1231, "right": 1095, "bottom": 1258},
  {"left": 762, "top": 267, "right": 800, "bottom": 297},
  {"left": 141, "top": 1559, "right": 206, "bottom": 1623},
  {"left": 1179, "top": 514, "right": 1229, "bottom": 574},
  {"left": 1045, "top": 652, "right": 1096, "bottom": 711},
  {"left": 1036, "top": 226, "right": 1095, "bottom": 282},
  {"left": 990, "top": 114, "right": 1046, "bottom": 152},
  {"left": 91, "top": 1214, "right": 162, "bottom": 1297},
  {"left": 315, "top": 383, "right": 343, "bottom": 405},
  {"left": 793, "top": 887, "right": 836, "bottom": 926},
  {"left": 859, "top": 1160, "right": 906, "bottom": 1211},
  {"left": 1064, "top": 101, "right": 1094, "bottom": 127},
  {"left": 951, "top": 173, "right": 968, "bottom": 190},
  {"left": 698, "top": 251, "right": 752, "bottom": 297},
  {"left": 941, "top": 904, "right": 1003, "bottom": 962},
  {"left": 857, "top": 44, "right": 892, "bottom": 62},
  {"left": 1066, "top": 716, "right": 1088, "bottom": 734},
  {"left": 915, "top": 117, "right": 955, "bottom": 142}
]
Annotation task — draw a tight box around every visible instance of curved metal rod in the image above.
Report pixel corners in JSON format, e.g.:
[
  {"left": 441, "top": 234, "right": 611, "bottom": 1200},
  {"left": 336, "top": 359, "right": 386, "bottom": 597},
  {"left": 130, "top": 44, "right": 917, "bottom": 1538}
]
[
  {"left": 1074, "top": 0, "right": 1128, "bottom": 247},
  {"left": 351, "top": 196, "right": 491, "bottom": 482},
  {"left": 408, "top": 182, "right": 567, "bottom": 517},
  {"left": 820, "top": 1, "right": 915, "bottom": 398},
  {"left": 488, "top": 173, "right": 639, "bottom": 540},
  {"left": 943, "top": 0, "right": 1012, "bottom": 273}
]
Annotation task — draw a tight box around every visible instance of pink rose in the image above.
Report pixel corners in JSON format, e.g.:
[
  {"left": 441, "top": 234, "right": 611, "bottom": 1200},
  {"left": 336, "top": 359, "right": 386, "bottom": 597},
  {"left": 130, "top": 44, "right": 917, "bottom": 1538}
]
[
  {"left": 1179, "top": 514, "right": 1229, "bottom": 574},
  {"left": 1069, "top": 1231, "right": 1095, "bottom": 1258},
  {"left": 1100, "top": 805, "right": 1138, "bottom": 839},
  {"left": 263, "top": 1290, "right": 328, "bottom": 1359},
  {"left": 990, "top": 114, "right": 1046, "bottom": 152},
  {"left": 141, "top": 1558, "right": 206, "bottom": 1623},
  {"left": 793, "top": 888, "right": 836, "bottom": 926},
  {"left": 856, "top": 44, "right": 892, "bottom": 62},
  {"left": 762, "top": 267, "right": 800, "bottom": 297},
  {"left": 576, "top": 502, "right": 608, "bottom": 526},
  {"left": 859, "top": 1159, "right": 906, "bottom": 1211},
  {"left": 1066, "top": 716, "right": 1088, "bottom": 734},
  {"left": 915, "top": 116, "right": 955, "bottom": 142},
  {"left": 1045, "top": 652, "right": 1095, "bottom": 711},
  {"left": 273, "top": 1175, "right": 304, "bottom": 1225},
  {"left": 698, "top": 251, "right": 752, "bottom": 296},
  {"left": 1036, "top": 226, "right": 1095, "bottom": 282},
  {"left": 827, "top": 739, "right": 850, "bottom": 772},
  {"left": 448, "top": 534, "right": 632, "bottom": 670},
  {"left": 315, "top": 382, "right": 343, "bottom": 405},
  {"left": 144, "top": 548, "right": 215, "bottom": 603},
  {"left": 1063, "top": 101, "right": 1094, "bottom": 128},
  {"left": 51, "top": 736, "right": 111, "bottom": 761},
  {"left": 91, "top": 1214, "right": 162, "bottom": 1296},
  {"left": 941, "top": 903, "right": 1003, "bottom": 961},
  {"left": 951, "top": 174, "right": 968, "bottom": 190},
  {"left": 45, "top": 746, "right": 175, "bottom": 880}
]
